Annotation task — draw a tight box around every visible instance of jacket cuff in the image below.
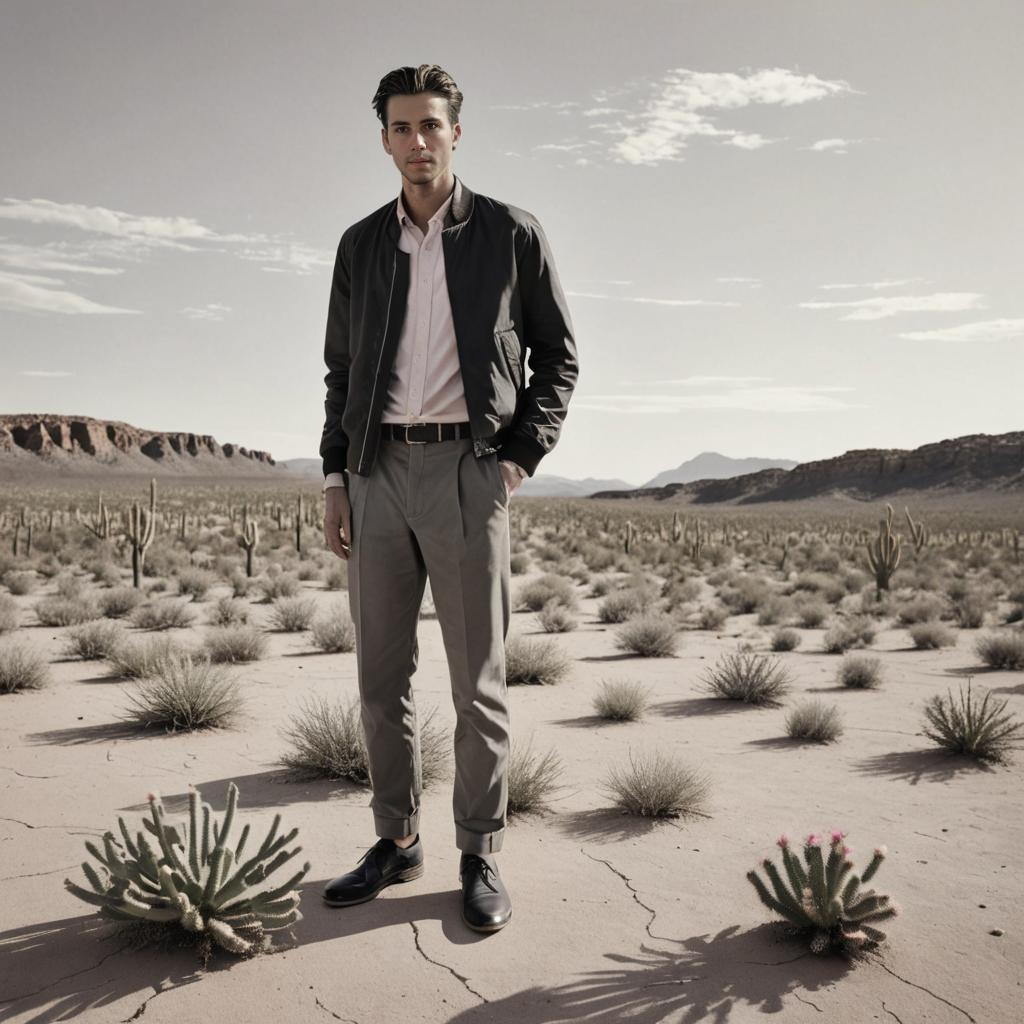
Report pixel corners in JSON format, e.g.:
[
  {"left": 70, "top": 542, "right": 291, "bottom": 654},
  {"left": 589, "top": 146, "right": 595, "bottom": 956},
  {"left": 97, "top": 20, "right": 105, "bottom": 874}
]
[
  {"left": 322, "top": 446, "right": 348, "bottom": 476},
  {"left": 496, "top": 434, "right": 546, "bottom": 477},
  {"left": 323, "top": 472, "right": 347, "bottom": 491}
]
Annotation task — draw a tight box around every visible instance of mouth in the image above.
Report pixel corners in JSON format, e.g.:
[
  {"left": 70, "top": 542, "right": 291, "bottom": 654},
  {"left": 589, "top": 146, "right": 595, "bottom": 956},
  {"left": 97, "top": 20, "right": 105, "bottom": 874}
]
[{"left": 410, "top": 159, "right": 431, "bottom": 164}]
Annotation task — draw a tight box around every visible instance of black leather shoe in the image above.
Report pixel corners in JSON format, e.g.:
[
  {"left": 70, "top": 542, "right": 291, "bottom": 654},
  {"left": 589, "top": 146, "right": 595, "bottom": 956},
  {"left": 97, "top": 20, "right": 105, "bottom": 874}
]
[
  {"left": 459, "top": 853, "right": 512, "bottom": 932},
  {"left": 323, "top": 835, "right": 424, "bottom": 907}
]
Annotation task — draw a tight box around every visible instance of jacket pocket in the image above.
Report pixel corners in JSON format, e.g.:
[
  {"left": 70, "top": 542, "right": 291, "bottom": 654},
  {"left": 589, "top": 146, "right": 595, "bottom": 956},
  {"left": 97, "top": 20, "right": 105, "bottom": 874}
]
[{"left": 495, "top": 327, "right": 523, "bottom": 390}]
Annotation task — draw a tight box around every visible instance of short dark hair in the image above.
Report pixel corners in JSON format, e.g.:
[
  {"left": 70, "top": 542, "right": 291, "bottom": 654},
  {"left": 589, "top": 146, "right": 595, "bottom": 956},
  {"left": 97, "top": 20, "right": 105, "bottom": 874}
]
[{"left": 372, "top": 64, "right": 464, "bottom": 130}]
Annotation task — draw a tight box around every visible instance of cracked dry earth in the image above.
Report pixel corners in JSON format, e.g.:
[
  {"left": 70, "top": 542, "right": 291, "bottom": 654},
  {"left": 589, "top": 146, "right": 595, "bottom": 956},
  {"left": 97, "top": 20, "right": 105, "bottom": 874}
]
[{"left": 1, "top": 566, "right": 1022, "bottom": 1024}]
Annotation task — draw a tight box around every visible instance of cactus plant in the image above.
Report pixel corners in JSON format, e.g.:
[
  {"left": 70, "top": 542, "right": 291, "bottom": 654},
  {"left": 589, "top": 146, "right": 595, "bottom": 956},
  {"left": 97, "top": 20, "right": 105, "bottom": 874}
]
[
  {"left": 64, "top": 781, "right": 311, "bottom": 961},
  {"left": 747, "top": 829, "right": 900, "bottom": 956},
  {"left": 866, "top": 503, "right": 901, "bottom": 598},
  {"left": 124, "top": 478, "right": 157, "bottom": 589},
  {"left": 237, "top": 504, "right": 260, "bottom": 578}
]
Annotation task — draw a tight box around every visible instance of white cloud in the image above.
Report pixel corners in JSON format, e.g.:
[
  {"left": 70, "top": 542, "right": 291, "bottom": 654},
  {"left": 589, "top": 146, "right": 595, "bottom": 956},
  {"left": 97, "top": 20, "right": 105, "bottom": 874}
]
[
  {"left": 726, "top": 132, "right": 773, "bottom": 150},
  {"left": 799, "top": 292, "right": 985, "bottom": 320},
  {"left": 898, "top": 318, "right": 1024, "bottom": 342},
  {"left": 803, "top": 137, "right": 872, "bottom": 154},
  {"left": 182, "top": 302, "right": 232, "bottom": 321},
  {"left": 566, "top": 289, "right": 739, "bottom": 308},
  {"left": 0, "top": 270, "right": 140, "bottom": 314},
  {"left": 608, "top": 67, "right": 857, "bottom": 166},
  {"left": 819, "top": 278, "right": 925, "bottom": 290}
]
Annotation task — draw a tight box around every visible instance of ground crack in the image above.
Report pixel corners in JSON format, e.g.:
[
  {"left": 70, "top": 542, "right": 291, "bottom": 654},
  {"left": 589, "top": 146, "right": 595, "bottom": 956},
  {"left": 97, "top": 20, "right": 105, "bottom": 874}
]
[
  {"left": 0, "top": 946, "right": 126, "bottom": 1005},
  {"left": 1, "top": 862, "right": 78, "bottom": 882},
  {"left": 793, "top": 991, "right": 823, "bottom": 1012},
  {"left": 408, "top": 921, "right": 488, "bottom": 1003},
  {"left": 313, "top": 993, "right": 360, "bottom": 1022},
  {"left": 0, "top": 816, "right": 102, "bottom": 833},
  {"left": 120, "top": 983, "right": 180, "bottom": 1022},
  {"left": 579, "top": 847, "right": 675, "bottom": 942},
  {"left": 0, "top": 765, "right": 63, "bottom": 779},
  {"left": 869, "top": 954, "right": 977, "bottom": 1022},
  {"left": 881, "top": 999, "right": 904, "bottom": 1023}
]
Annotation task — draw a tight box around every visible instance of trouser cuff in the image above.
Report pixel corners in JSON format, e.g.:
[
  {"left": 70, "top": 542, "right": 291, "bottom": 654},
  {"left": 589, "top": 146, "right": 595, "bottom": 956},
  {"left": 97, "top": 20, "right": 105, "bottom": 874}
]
[
  {"left": 456, "top": 823, "right": 504, "bottom": 854},
  {"left": 374, "top": 810, "right": 420, "bottom": 840}
]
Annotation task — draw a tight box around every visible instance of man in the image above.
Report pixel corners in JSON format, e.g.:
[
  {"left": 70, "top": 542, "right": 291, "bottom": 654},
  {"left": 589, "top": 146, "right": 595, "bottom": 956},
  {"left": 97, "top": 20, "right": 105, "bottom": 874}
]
[{"left": 319, "top": 64, "right": 577, "bottom": 934}]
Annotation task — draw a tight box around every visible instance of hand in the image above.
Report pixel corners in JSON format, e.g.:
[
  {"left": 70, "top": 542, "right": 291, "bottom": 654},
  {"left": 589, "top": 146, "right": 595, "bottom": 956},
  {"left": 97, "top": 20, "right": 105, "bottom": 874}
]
[
  {"left": 498, "top": 460, "right": 525, "bottom": 498},
  {"left": 323, "top": 487, "right": 352, "bottom": 560}
]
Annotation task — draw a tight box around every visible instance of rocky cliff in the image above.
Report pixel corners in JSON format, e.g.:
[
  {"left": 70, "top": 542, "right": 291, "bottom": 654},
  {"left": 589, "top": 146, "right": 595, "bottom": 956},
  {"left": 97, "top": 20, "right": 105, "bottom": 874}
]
[
  {"left": 0, "top": 414, "right": 278, "bottom": 478},
  {"left": 590, "top": 431, "right": 1024, "bottom": 504}
]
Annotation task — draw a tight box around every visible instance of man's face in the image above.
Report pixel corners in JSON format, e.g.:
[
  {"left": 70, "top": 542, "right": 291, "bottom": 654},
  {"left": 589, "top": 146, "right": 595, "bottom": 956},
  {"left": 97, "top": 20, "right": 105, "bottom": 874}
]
[{"left": 381, "top": 92, "right": 460, "bottom": 185}]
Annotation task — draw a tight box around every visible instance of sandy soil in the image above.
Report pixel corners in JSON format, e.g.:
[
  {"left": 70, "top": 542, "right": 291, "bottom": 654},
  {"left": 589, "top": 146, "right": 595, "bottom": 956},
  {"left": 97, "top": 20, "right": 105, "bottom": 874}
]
[{"left": 1, "top": 556, "right": 1021, "bottom": 1024}]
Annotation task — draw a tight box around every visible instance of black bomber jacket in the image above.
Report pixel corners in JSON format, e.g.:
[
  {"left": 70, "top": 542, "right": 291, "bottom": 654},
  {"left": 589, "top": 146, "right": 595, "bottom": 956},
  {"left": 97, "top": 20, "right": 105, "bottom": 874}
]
[{"left": 319, "top": 174, "right": 578, "bottom": 481}]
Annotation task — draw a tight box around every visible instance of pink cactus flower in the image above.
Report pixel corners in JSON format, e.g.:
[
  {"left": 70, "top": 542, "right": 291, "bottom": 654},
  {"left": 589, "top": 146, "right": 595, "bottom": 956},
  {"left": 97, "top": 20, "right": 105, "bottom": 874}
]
[
  {"left": 830, "top": 828, "right": 846, "bottom": 843},
  {"left": 874, "top": 845, "right": 888, "bottom": 858},
  {"left": 147, "top": 791, "right": 159, "bottom": 802},
  {"left": 806, "top": 832, "right": 822, "bottom": 847},
  {"left": 842, "top": 844, "right": 853, "bottom": 855},
  {"left": 776, "top": 833, "right": 790, "bottom": 848}
]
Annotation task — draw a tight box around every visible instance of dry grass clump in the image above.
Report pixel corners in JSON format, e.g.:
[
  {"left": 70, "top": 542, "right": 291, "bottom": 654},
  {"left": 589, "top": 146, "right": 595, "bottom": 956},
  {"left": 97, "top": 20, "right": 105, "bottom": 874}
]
[
  {"left": 535, "top": 600, "right": 578, "bottom": 633},
  {"left": 822, "top": 617, "right": 876, "bottom": 654},
  {"left": 4, "top": 572, "right": 36, "bottom": 596},
  {"left": 228, "top": 570, "right": 253, "bottom": 598},
  {"left": 203, "top": 624, "right": 268, "bottom": 664},
  {"left": 505, "top": 635, "right": 572, "bottom": 685},
  {"left": 950, "top": 588, "right": 994, "bottom": 629},
  {"left": 323, "top": 565, "right": 346, "bottom": 591},
  {"left": 310, "top": 604, "right": 356, "bottom": 653},
  {"left": 614, "top": 613, "right": 680, "bottom": 657},
  {"left": 175, "top": 568, "right": 217, "bottom": 601},
  {"left": 771, "top": 627, "right": 802, "bottom": 652},
  {"left": 756, "top": 595, "right": 793, "bottom": 626},
  {"left": 974, "top": 630, "right": 1024, "bottom": 670},
  {"left": 592, "top": 678, "right": 653, "bottom": 722},
  {"left": 207, "top": 596, "right": 250, "bottom": 626},
  {"left": 258, "top": 572, "right": 301, "bottom": 602},
  {"left": 64, "top": 620, "right": 128, "bottom": 661},
  {"left": 509, "top": 552, "right": 530, "bottom": 575},
  {"left": 507, "top": 736, "right": 564, "bottom": 814},
  {"left": 698, "top": 603, "right": 730, "bottom": 630},
  {"left": 895, "top": 594, "right": 947, "bottom": 625},
  {"left": 98, "top": 587, "right": 145, "bottom": 619},
  {"left": 0, "top": 594, "right": 19, "bottom": 634},
  {"left": 922, "top": 678, "right": 1024, "bottom": 763},
  {"left": 0, "top": 641, "right": 52, "bottom": 693},
  {"left": 908, "top": 621, "right": 957, "bottom": 650},
  {"left": 107, "top": 634, "right": 196, "bottom": 679},
  {"left": 277, "top": 695, "right": 450, "bottom": 787},
  {"left": 790, "top": 571, "right": 846, "bottom": 604},
  {"left": 785, "top": 699, "right": 844, "bottom": 743},
  {"left": 719, "top": 576, "right": 772, "bottom": 615},
  {"left": 597, "top": 589, "right": 644, "bottom": 623},
  {"left": 118, "top": 653, "right": 244, "bottom": 732},
  {"left": 130, "top": 599, "right": 197, "bottom": 631},
  {"left": 701, "top": 650, "right": 793, "bottom": 706},
  {"left": 35, "top": 595, "right": 102, "bottom": 626},
  {"left": 516, "top": 574, "right": 578, "bottom": 613},
  {"left": 837, "top": 654, "right": 883, "bottom": 690},
  {"left": 794, "top": 598, "right": 830, "bottom": 628},
  {"left": 268, "top": 596, "right": 317, "bottom": 632},
  {"left": 600, "top": 748, "right": 711, "bottom": 818}
]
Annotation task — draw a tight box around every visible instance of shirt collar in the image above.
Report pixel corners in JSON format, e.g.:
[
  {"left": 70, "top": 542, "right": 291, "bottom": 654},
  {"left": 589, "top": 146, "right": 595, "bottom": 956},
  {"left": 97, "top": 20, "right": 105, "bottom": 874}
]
[{"left": 396, "top": 182, "right": 456, "bottom": 229}]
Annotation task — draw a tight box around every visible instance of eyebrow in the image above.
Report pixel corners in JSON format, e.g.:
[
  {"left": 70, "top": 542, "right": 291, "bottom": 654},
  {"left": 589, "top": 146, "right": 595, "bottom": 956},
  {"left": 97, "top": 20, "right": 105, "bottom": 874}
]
[{"left": 389, "top": 117, "right": 442, "bottom": 126}]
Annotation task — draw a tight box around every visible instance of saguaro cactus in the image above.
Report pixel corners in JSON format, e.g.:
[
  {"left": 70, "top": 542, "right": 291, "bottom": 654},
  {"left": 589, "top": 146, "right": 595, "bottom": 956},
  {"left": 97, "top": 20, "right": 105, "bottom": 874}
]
[
  {"left": 903, "top": 506, "right": 929, "bottom": 554},
  {"left": 866, "top": 503, "right": 901, "bottom": 598},
  {"left": 125, "top": 478, "right": 157, "bottom": 589},
  {"left": 294, "top": 494, "right": 304, "bottom": 556},
  {"left": 237, "top": 504, "right": 260, "bottom": 578},
  {"left": 80, "top": 494, "right": 112, "bottom": 540}
]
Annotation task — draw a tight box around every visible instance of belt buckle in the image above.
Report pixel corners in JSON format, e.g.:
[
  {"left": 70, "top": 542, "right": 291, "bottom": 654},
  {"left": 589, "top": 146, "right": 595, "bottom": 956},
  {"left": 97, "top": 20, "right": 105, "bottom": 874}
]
[{"left": 403, "top": 422, "right": 428, "bottom": 445}]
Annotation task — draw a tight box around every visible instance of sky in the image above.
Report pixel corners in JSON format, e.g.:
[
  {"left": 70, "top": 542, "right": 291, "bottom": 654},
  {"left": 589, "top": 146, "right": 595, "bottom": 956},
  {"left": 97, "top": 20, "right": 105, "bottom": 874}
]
[{"left": 1, "top": 0, "right": 1021, "bottom": 486}]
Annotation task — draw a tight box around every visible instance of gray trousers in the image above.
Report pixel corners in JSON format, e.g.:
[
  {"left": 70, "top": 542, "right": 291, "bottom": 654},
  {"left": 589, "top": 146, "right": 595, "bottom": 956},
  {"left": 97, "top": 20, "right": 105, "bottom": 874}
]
[{"left": 346, "top": 435, "right": 512, "bottom": 854}]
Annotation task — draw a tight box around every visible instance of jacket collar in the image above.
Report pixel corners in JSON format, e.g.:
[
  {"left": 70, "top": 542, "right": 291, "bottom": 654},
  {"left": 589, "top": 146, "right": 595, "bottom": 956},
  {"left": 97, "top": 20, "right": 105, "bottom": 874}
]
[{"left": 385, "top": 174, "right": 473, "bottom": 243}]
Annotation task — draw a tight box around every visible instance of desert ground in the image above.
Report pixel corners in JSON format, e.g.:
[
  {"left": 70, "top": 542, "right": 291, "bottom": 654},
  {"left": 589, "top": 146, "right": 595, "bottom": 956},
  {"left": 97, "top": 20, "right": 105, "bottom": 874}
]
[{"left": 1, "top": 478, "right": 1022, "bottom": 1024}]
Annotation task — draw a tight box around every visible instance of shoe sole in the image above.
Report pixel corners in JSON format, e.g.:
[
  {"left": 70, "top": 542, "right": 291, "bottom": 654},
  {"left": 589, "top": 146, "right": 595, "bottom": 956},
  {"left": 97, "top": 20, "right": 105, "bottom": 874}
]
[
  {"left": 322, "top": 861, "right": 425, "bottom": 907},
  {"left": 462, "top": 906, "right": 512, "bottom": 933}
]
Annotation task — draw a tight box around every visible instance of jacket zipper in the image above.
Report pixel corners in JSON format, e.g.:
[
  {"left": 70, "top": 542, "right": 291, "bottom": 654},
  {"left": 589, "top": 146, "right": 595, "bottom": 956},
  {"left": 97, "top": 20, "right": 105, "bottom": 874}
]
[{"left": 357, "top": 252, "right": 398, "bottom": 473}]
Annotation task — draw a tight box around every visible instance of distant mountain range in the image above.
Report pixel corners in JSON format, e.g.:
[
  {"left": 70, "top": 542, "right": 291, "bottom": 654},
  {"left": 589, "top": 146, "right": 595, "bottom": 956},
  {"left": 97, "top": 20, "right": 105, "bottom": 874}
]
[
  {"left": 0, "top": 413, "right": 279, "bottom": 479},
  {"left": 591, "top": 431, "right": 1024, "bottom": 503},
  {"left": 4, "top": 415, "right": 1020, "bottom": 502}
]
